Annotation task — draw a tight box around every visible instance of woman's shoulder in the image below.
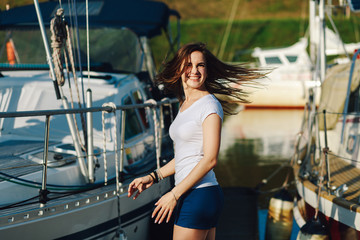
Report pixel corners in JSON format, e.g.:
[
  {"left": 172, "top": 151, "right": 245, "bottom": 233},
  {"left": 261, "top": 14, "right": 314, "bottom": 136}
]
[
  {"left": 199, "top": 94, "right": 223, "bottom": 121},
  {"left": 201, "top": 94, "right": 218, "bottom": 103},
  {"left": 205, "top": 95, "right": 222, "bottom": 108}
]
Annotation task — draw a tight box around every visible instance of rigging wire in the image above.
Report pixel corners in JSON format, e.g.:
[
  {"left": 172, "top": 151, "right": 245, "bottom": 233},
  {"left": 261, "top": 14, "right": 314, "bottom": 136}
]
[
  {"left": 218, "top": 0, "right": 239, "bottom": 60},
  {"left": 257, "top": 181, "right": 296, "bottom": 195},
  {"left": 0, "top": 195, "right": 39, "bottom": 211},
  {"left": 86, "top": 0, "right": 91, "bottom": 88},
  {"left": 70, "top": 0, "right": 87, "bottom": 112}
]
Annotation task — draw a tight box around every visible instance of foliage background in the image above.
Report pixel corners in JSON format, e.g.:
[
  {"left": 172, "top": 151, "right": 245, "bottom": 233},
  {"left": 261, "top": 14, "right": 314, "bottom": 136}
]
[{"left": 1, "top": 0, "right": 360, "bottom": 67}]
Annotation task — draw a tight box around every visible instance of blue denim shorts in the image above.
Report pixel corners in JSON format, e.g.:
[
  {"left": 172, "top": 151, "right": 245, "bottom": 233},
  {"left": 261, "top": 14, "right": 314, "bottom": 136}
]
[{"left": 174, "top": 185, "right": 224, "bottom": 229}]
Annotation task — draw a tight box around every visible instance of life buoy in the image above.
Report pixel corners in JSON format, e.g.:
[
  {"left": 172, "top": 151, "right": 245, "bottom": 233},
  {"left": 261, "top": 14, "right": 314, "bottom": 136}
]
[
  {"left": 265, "top": 188, "right": 294, "bottom": 240},
  {"left": 296, "top": 217, "right": 329, "bottom": 240}
]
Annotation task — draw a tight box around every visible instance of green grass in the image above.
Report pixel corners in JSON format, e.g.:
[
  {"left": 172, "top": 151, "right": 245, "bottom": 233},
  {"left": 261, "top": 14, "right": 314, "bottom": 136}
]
[
  {"left": 150, "top": 17, "right": 360, "bottom": 67},
  {"left": 2, "top": 1, "right": 360, "bottom": 70}
]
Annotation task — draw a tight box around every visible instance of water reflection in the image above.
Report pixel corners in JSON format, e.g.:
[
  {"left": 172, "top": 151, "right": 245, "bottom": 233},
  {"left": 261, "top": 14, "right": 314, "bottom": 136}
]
[
  {"left": 215, "top": 109, "right": 302, "bottom": 207},
  {"left": 220, "top": 109, "right": 303, "bottom": 161}
]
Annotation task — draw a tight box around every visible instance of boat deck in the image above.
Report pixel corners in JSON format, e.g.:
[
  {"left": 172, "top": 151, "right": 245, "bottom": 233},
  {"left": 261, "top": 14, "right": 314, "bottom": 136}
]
[
  {"left": 293, "top": 151, "right": 360, "bottom": 230},
  {"left": 327, "top": 153, "right": 360, "bottom": 204},
  {"left": 295, "top": 153, "right": 360, "bottom": 212},
  {"left": 0, "top": 140, "right": 44, "bottom": 182}
]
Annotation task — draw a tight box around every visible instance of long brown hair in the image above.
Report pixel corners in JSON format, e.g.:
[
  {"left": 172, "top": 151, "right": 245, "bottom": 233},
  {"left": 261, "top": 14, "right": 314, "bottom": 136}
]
[{"left": 156, "top": 42, "right": 264, "bottom": 114}]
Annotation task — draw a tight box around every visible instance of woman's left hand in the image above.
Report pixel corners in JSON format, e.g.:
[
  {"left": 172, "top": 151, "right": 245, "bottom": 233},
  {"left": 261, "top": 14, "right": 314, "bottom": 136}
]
[{"left": 152, "top": 191, "right": 177, "bottom": 224}]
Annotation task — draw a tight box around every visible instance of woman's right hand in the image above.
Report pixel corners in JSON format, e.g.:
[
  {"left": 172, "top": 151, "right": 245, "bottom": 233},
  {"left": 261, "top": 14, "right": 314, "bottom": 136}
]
[{"left": 127, "top": 175, "right": 154, "bottom": 200}]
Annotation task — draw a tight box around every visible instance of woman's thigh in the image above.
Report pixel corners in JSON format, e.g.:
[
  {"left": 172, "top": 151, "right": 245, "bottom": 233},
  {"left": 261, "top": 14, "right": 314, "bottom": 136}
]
[
  {"left": 206, "top": 227, "right": 216, "bottom": 240},
  {"left": 173, "top": 225, "right": 211, "bottom": 240},
  {"left": 174, "top": 185, "right": 224, "bottom": 229}
]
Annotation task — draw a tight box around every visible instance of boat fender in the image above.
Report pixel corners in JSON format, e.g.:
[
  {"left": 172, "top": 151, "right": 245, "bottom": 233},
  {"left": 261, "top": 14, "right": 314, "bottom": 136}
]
[
  {"left": 6, "top": 41, "right": 16, "bottom": 65},
  {"left": 265, "top": 188, "right": 294, "bottom": 240},
  {"left": 114, "top": 229, "right": 127, "bottom": 240},
  {"left": 296, "top": 217, "right": 329, "bottom": 240}
]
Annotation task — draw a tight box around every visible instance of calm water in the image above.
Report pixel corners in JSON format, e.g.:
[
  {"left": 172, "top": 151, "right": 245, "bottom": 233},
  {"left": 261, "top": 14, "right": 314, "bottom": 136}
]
[
  {"left": 215, "top": 108, "right": 303, "bottom": 207},
  {"left": 214, "top": 109, "right": 303, "bottom": 239}
]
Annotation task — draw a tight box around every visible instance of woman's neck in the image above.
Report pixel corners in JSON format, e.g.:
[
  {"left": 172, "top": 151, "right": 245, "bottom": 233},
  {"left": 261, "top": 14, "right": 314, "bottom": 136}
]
[{"left": 183, "top": 89, "right": 209, "bottom": 102}]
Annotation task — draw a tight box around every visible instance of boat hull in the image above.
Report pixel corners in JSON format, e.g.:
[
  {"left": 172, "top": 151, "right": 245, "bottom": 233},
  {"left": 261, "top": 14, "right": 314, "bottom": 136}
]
[
  {"left": 294, "top": 183, "right": 360, "bottom": 239},
  {"left": 293, "top": 159, "right": 360, "bottom": 239},
  {"left": 244, "top": 79, "right": 320, "bottom": 109},
  {"left": 0, "top": 178, "right": 172, "bottom": 239}
]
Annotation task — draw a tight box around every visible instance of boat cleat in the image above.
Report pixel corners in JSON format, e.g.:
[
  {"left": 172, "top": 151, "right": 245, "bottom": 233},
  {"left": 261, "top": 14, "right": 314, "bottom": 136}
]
[{"left": 332, "top": 184, "right": 348, "bottom": 197}]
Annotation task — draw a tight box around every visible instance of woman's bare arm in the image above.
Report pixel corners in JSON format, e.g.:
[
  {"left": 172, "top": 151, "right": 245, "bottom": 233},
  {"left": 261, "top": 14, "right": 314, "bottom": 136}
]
[
  {"left": 127, "top": 158, "right": 175, "bottom": 199},
  {"left": 158, "top": 158, "right": 175, "bottom": 178},
  {"left": 152, "top": 113, "right": 222, "bottom": 223}
]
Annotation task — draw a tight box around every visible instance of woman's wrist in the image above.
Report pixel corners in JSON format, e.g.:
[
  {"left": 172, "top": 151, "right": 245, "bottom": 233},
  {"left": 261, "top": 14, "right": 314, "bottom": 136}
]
[
  {"left": 150, "top": 169, "right": 165, "bottom": 184},
  {"left": 171, "top": 187, "right": 181, "bottom": 201},
  {"left": 170, "top": 190, "right": 178, "bottom": 202},
  {"left": 157, "top": 169, "right": 164, "bottom": 180},
  {"left": 148, "top": 173, "right": 155, "bottom": 183}
]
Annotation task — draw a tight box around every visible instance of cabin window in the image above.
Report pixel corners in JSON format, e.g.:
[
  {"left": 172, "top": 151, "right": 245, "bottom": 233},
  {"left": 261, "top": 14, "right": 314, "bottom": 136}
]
[
  {"left": 132, "top": 90, "right": 150, "bottom": 129},
  {"left": 0, "top": 28, "right": 143, "bottom": 73},
  {"left": 123, "top": 97, "right": 143, "bottom": 140},
  {"left": 286, "top": 55, "right": 298, "bottom": 63},
  {"left": 265, "top": 56, "right": 282, "bottom": 65},
  {"left": 348, "top": 86, "right": 360, "bottom": 113}
]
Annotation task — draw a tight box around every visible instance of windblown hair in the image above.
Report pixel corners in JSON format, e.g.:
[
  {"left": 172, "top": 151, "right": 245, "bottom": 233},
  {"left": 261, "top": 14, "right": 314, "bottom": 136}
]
[{"left": 156, "top": 42, "right": 264, "bottom": 114}]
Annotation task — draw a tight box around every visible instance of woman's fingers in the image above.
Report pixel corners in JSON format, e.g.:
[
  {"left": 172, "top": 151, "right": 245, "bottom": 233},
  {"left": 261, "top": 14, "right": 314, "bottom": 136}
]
[
  {"left": 127, "top": 182, "right": 135, "bottom": 196},
  {"left": 128, "top": 175, "right": 155, "bottom": 199},
  {"left": 133, "top": 190, "right": 142, "bottom": 200},
  {"left": 152, "top": 204, "right": 160, "bottom": 218},
  {"left": 128, "top": 178, "right": 143, "bottom": 198},
  {"left": 166, "top": 209, "right": 173, "bottom": 223},
  {"left": 155, "top": 207, "right": 166, "bottom": 223},
  {"left": 151, "top": 192, "right": 177, "bottom": 224},
  {"left": 158, "top": 208, "right": 169, "bottom": 224}
]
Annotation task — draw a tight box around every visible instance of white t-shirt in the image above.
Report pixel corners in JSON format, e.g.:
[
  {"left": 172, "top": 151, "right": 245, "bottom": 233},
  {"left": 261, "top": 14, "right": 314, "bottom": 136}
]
[{"left": 169, "top": 94, "right": 224, "bottom": 189}]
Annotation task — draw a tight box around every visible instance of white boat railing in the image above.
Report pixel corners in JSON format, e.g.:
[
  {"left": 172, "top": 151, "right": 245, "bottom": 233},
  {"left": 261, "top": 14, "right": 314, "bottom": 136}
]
[
  {"left": 0, "top": 99, "right": 177, "bottom": 118},
  {"left": 86, "top": 89, "right": 94, "bottom": 183},
  {"left": 0, "top": 98, "right": 177, "bottom": 204},
  {"left": 321, "top": 109, "right": 331, "bottom": 191}
]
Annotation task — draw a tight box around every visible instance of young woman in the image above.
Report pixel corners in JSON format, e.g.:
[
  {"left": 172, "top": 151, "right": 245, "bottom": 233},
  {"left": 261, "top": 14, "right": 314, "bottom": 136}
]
[{"left": 128, "top": 42, "right": 262, "bottom": 240}]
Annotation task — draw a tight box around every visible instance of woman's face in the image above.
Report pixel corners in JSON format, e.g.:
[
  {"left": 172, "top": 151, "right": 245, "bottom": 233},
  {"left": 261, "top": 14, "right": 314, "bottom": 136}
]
[{"left": 181, "top": 51, "right": 207, "bottom": 91}]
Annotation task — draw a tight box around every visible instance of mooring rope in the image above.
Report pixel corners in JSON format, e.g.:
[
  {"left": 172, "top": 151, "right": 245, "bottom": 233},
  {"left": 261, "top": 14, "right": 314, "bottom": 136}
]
[
  {"left": 257, "top": 180, "right": 296, "bottom": 195},
  {"left": 50, "top": 7, "right": 87, "bottom": 152},
  {"left": 101, "top": 105, "right": 110, "bottom": 185},
  {"left": 145, "top": 99, "right": 161, "bottom": 169},
  {"left": 314, "top": 148, "right": 327, "bottom": 220},
  {"left": 50, "top": 8, "right": 66, "bottom": 86}
]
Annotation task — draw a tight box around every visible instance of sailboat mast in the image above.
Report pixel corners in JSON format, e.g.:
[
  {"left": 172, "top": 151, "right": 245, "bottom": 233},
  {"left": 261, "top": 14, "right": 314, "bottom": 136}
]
[
  {"left": 319, "top": 0, "right": 326, "bottom": 82},
  {"left": 309, "top": 0, "right": 316, "bottom": 64},
  {"left": 33, "top": 0, "right": 89, "bottom": 182},
  {"left": 309, "top": 0, "right": 327, "bottom": 82},
  {"left": 33, "top": 0, "right": 61, "bottom": 99}
]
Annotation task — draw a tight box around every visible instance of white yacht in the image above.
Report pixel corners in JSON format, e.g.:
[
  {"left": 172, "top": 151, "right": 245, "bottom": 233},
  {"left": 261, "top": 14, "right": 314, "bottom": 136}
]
[{"left": 0, "top": 0, "right": 180, "bottom": 239}]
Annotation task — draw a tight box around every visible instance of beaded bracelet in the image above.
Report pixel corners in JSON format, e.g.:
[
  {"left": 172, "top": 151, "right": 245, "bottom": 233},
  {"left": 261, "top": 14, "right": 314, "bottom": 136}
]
[
  {"left": 149, "top": 173, "right": 156, "bottom": 183},
  {"left": 157, "top": 169, "right": 164, "bottom": 180},
  {"left": 152, "top": 170, "right": 159, "bottom": 183},
  {"left": 170, "top": 190, "right": 178, "bottom": 202}
]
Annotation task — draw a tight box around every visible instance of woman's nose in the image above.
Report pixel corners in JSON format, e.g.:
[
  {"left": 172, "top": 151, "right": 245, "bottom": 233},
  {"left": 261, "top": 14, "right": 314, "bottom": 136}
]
[{"left": 191, "top": 65, "right": 199, "bottom": 74}]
